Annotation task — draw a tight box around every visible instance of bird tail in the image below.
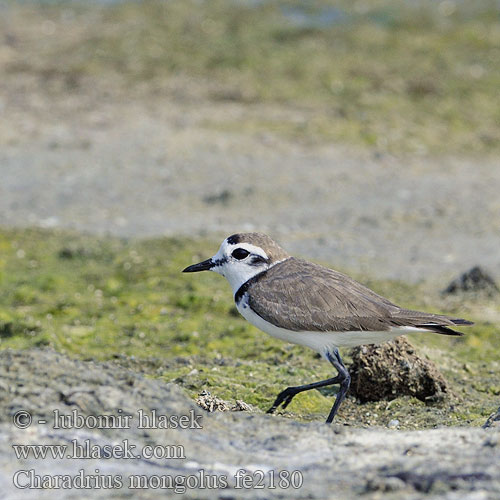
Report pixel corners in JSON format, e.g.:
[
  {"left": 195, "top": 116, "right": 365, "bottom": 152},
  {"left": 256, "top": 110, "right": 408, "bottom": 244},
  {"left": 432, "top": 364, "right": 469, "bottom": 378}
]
[{"left": 393, "top": 311, "right": 473, "bottom": 336}]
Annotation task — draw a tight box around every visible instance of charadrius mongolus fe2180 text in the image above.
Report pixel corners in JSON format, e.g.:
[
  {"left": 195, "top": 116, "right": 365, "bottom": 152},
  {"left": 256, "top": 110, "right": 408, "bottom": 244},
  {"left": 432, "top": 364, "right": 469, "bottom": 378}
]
[{"left": 183, "top": 233, "right": 473, "bottom": 424}]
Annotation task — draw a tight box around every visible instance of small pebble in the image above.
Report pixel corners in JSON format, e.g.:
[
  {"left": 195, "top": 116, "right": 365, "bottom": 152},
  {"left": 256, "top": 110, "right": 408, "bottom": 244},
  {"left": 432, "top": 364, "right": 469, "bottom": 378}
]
[{"left": 388, "top": 419, "right": 400, "bottom": 428}]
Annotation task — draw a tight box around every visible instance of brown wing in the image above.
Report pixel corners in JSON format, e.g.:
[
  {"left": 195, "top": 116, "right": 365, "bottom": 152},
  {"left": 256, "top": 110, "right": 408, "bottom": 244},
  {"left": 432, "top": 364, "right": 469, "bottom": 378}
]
[{"left": 247, "top": 258, "right": 472, "bottom": 334}]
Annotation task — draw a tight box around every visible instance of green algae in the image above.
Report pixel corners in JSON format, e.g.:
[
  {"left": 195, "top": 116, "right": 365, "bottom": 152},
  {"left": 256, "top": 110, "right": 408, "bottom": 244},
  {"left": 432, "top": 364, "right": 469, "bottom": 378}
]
[
  {"left": 4, "top": 0, "right": 500, "bottom": 154},
  {"left": 0, "top": 228, "right": 498, "bottom": 429}
]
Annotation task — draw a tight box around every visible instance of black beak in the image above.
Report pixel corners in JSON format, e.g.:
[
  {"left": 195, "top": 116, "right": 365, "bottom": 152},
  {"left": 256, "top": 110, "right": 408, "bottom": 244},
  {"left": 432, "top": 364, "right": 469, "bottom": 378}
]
[{"left": 182, "top": 258, "right": 214, "bottom": 273}]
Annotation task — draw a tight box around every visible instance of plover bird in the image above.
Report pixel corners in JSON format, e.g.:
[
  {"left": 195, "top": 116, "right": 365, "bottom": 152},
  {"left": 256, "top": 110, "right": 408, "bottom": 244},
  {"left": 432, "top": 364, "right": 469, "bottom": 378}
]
[{"left": 183, "top": 233, "right": 472, "bottom": 423}]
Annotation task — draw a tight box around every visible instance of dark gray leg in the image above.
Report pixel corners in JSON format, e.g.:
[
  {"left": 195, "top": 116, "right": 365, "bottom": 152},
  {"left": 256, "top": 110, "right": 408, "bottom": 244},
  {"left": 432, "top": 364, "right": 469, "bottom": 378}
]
[
  {"left": 267, "top": 348, "right": 350, "bottom": 424},
  {"left": 325, "top": 349, "right": 350, "bottom": 423},
  {"left": 266, "top": 374, "right": 343, "bottom": 414}
]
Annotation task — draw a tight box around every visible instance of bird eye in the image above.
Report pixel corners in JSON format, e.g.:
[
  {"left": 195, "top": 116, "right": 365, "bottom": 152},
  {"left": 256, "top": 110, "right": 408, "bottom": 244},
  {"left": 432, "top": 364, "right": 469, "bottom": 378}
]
[{"left": 231, "top": 248, "right": 250, "bottom": 260}]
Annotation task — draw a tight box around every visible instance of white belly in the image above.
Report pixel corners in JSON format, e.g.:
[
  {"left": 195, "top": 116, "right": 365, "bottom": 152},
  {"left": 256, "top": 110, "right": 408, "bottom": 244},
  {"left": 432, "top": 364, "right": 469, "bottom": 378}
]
[{"left": 236, "top": 295, "right": 415, "bottom": 359}]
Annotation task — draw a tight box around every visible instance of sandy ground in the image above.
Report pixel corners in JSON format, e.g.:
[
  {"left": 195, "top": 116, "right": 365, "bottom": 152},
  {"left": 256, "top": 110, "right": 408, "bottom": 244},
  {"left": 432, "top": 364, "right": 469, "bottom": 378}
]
[{"left": 1, "top": 74, "right": 500, "bottom": 284}]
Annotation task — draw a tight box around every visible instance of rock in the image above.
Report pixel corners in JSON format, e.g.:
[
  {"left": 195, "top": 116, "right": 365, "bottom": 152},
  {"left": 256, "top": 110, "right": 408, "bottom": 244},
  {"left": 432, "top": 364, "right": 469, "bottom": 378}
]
[
  {"left": 442, "top": 266, "right": 499, "bottom": 297},
  {"left": 0, "top": 348, "right": 200, "bottom": 428},
  {"left": 388, "top": 419, "right": 400, "bottom": 429},
  {"left": 232, "top": 400, "right": 253, "bottom": 412},
  {"left": 0, "top": 321, "right": 41, "bottom": 338},
  {"left": 195, "top": 391, "right": 253, "bottom": 412},
  {"left": 195, "top": 390, "right": 230, "bottom": 412},
  {"left": 202, "top": 189, "right": 233, "bottom": 205},
  {"left": 365, "top": 475, "right": 407, "bottom": 492},
  {"left": 483, "top": 407, "right": 500, "bottom": 429},
  {"left": 1, "top": 348, "right": 500, "bottom": 499},
  {"left": 349, "top": 337, "right": 448, "bottom": 402}
]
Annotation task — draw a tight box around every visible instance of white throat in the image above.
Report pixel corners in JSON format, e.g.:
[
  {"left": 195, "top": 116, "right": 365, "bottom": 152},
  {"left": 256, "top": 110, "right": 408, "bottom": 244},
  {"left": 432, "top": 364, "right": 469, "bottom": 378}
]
[{"left": 215, "top": 263, "right": 264, "bottom": 295}]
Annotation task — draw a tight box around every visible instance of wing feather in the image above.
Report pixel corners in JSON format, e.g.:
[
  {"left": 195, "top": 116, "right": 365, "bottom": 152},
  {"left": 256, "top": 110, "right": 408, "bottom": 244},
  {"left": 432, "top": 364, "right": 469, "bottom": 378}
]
[{"left": 247, "top": 258, "right": 472, "bottom": 335}]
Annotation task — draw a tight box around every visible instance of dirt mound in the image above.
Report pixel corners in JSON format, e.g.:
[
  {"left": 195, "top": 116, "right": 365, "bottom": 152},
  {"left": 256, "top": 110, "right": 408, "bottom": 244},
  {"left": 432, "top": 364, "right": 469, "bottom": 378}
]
[{"left": 349, "top": 337, "right": 448, "bottom": 402}]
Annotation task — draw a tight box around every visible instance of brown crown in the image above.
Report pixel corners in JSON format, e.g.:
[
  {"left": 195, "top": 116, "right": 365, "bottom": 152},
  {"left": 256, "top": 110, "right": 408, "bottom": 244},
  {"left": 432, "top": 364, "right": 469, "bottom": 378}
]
[{"left": 227, "top": 233, "right": 290, "bottom": 263}]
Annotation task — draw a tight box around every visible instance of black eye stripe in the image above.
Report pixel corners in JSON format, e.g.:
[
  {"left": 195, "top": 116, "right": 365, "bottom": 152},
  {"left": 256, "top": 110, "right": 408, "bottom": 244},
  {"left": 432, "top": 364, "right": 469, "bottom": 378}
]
[
  {"left": 250, "top": 255, "right": 267, "bottom": 265},
  {"left": 232, "top": 248, "right": 250, "bottom": 260}
]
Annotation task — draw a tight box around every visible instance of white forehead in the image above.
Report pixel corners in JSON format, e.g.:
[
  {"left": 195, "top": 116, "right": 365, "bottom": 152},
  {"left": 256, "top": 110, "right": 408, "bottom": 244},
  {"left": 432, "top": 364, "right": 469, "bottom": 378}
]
[{"left": 214, "top": 239, "right": 269, "bottom": 260}]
